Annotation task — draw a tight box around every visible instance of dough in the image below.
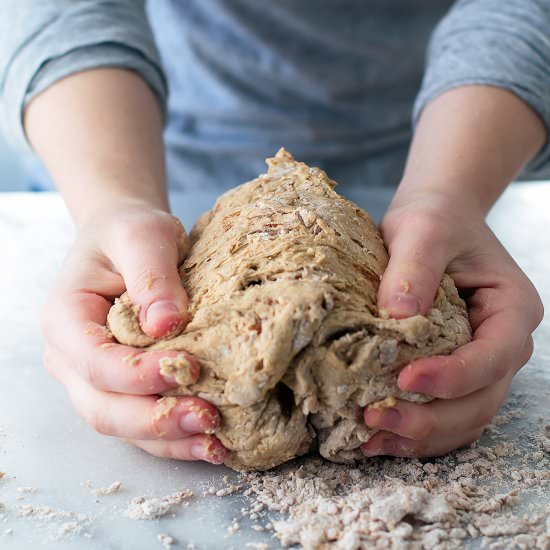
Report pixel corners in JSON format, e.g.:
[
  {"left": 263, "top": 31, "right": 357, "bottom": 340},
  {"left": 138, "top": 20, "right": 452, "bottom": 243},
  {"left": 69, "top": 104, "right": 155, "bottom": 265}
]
[{"left": 107, "top": 149, "right": 471, "bottom": 471}]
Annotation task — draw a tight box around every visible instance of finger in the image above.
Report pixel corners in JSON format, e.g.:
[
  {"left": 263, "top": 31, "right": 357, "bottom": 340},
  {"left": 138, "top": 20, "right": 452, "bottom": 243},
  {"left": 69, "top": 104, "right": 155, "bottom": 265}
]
[
  {"left": 126, "top": 434, "right": 227, "bottom": 465},
  {"left": 104, "top": 213, "right": 190, "bottom": 338},
  {"left": 397, "top": 307, "right": 535, "bottom": 399},
  {"left": 364, "top": 374, "right": 511, "bottom": 440},
  {"left": 45, "top": 347, "right": 220, "bottom": 441},
  {"left": 361, "top": 427, "right": 484, "bottom": 458},
  {"left": 42, "top": 291, "right": 199, "bottom": 394},
  {"left": 377, "top": 212, "right": 452, "bottom": 318}
]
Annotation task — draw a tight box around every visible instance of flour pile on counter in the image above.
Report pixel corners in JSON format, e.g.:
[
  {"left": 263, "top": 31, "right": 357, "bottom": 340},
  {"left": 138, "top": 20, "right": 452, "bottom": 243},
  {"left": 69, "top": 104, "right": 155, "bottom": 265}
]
[
  {"left": 205, "top": 394, "right": 549, "bottom": 550},
  {"left": 0, "top": 392, "right": 548, "bottom": 547},
  {"left": 125, "top": 490, "right": 193, "bottom": 520}
]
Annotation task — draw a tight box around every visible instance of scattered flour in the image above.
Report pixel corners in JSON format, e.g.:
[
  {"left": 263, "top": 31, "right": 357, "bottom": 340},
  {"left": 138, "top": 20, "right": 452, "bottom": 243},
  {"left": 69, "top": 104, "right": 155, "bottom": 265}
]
[
  {"left": 158, "top": 532, "right": 176, "bottom": 548},
  {"left": 216, "top": 399, "right": 550, "bottom": 549},
  {"left": 0, "top": 392, "right": 548, "bottom": 548},
  {"left": 55, "top": 521, "right": 84, "bottom": 539},
  {"left": 125, "top": 490, "right": 193, "bottom": 520},
  {"left": 16, "top": 486, "right": 37, "bottom": 494},
  {"left": 16, "top": 504, "right": 93, "bottom": 540},
  {"left": 84, "top": 480, "right": 122, "bottom": 496}
]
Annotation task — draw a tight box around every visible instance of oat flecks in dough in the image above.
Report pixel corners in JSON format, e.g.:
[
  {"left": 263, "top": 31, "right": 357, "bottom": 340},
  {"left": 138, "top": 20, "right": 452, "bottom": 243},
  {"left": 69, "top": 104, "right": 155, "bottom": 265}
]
[
  {"left": 106, "top": 149, "right": 471, "bottom": 471},
  {"left": 369, "top": 396, "right": 398, "bottom": 410}
]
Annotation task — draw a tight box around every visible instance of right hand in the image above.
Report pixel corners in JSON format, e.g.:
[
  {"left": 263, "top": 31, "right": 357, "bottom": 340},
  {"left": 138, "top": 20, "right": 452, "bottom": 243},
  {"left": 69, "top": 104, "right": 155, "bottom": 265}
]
[{"left": 41, "top": 199, "right": 228, "bottom": 464}]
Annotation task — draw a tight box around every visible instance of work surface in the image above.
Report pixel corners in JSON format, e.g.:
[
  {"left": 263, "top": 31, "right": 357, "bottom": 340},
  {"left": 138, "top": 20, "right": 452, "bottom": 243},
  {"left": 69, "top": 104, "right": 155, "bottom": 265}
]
[{"left": 0, "top": 185, "right": 549, "bottom": 549}]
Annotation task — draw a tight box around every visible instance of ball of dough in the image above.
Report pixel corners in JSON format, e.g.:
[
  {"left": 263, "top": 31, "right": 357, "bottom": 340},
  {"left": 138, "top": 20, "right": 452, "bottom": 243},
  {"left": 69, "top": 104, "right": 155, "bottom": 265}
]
[{"left": 107, "top": 149, "right": 471, "bottom": 471}]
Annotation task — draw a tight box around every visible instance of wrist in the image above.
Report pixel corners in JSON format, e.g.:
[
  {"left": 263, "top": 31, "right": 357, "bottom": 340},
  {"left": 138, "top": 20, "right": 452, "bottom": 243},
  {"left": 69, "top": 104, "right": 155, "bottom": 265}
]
[
  {"left": 389, "top": 182, "right": 486, "bottom": 222},
  {"left": 401, "top": 86, "right": 546, "bottom": 217},
  {"left": 24, "top": 68, "right": 169, "bottom": 229},
  {"left": 73, "top": 186, "right": 169, "bottom": 231}
]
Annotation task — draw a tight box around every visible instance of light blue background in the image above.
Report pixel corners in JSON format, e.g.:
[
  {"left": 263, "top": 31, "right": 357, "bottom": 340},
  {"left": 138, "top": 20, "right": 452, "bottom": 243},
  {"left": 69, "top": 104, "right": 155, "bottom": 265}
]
[{"left": 0, "top": 130, "right": 26, "bottom": 191}]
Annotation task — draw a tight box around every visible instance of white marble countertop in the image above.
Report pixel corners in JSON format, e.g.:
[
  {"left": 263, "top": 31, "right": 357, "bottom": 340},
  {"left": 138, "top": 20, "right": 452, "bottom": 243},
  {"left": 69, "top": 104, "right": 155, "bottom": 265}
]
[{"left": 0, "top": 185, "right": 548, "bottom": 549}]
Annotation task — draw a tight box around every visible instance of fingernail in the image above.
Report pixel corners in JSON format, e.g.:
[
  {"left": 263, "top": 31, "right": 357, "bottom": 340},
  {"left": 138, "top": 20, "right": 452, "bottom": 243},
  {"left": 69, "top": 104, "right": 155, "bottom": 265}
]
[
  {"left": 180, "top": 406, "right": 219, "bottom": 433},
  {"left": 191, "top": 437, "right": 227, "bottom": 464},
  {"left": 146, "top": 300, "right": 181, "bottom": 318},
  {"left": 145, "top": 300, "right": 184, "bottom": 336},
  {"left": 366, "top": 407, "right": 402, "bottom": 430},
  {"left": 160, "top": 373, "right": 179, "bottom": 387},
  {"left": 180, "top": 412, "right": 203, "bottom": 433},
  {"left": 362, "top": 437, "right": 396, "bottom": 457},
  {"left": 385, "top": 292, "right": 420, "bottom": 318},
  {"left": 407, "top": 374, "right": 435, "bottom": 394}
]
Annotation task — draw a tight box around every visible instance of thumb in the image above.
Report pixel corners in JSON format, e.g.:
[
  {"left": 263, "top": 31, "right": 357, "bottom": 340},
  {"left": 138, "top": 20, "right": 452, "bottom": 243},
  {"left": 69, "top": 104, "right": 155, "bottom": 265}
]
[
  {"left": 377, "top": 216, "right": 451, "bottom": 319},
  {"left": 108, "top": 216, "right": 190, "bottom": 338}
]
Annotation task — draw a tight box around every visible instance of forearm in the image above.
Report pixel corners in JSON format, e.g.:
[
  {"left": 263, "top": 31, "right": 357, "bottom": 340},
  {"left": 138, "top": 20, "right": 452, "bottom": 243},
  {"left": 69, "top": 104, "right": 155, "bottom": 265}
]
[
  {"left": 24, "top": 68, "right": 168, "bottom": 227},
  {"left": 396, "top": 85, "right": 547, "bottom": 217}
]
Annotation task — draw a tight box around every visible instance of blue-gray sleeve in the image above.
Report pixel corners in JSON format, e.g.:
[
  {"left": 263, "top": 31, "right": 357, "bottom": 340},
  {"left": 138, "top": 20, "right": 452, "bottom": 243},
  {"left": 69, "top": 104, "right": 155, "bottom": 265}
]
[
  {"left": 0, "top": 0, "right": 167, "bottom": 155},
  {"left": 414, "top": 0, "right": 550, "bottom": 176}
]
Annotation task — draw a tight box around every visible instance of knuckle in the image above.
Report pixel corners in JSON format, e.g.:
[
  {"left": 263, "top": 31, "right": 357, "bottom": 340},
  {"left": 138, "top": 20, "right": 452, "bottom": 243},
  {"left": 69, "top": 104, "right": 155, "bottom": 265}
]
[
  {"left": 148, "top": 398, "right": 177, "bottom": 439},
  {"left": 532, "top": 294, "right": 544, "bottom": 328},
  {"left": 111, "top": 222, "right": 151, "bottom": 252},
  {"left": 79, "top": 354, "right": 102, "bottom": 389},
  {"left": 468, "top": 394, "right": 503, "bottom": 431},
  {"left": 407, "top": 258, "right": 441, "bottom": 292},
  {"left": 489, "top": 360, "right": 509, "bottom": 385},
  {"left": 110, "top": 218, "right": 136, "bottom": 244},
  {"left": 407, "top": 212, "right": 441, "bottom": 236},
  {"left": 130, "top": 370, "right": 161, "bottom": 396},
  {"left": 435, "top": 374, "right": 467, "bottom": 399},
  {"left": 379, "top": 214, "right": 399, "bottom": 241},
  {"left": 474, "top": 409, "right": 497, "bottom": 431},
  {"left": 157, "top": 441, "right": 180, "bottom": 460},
  {"left": 112, "top": 211, "right": 174, "bottom": 244},
  {"left": 405, "top": 440, "right": 430, "bottom": 458},
  {"left": 385, "top": 210, "right": 448, "bottom": 243},
  {"left": 464, "top": 429, "right": 484, "bottom": 447},
  {"left": 87, "top": 408, "right": 112, "bottom": 436},
  {"left": 149, "top": 406, "right": 169, "bottom": 439},
  {"left": 407, "top": 411, "right": 435, "bottom": 440},
  {"left": 42, "top": 347, "right": 56, "bottom": 377},
  {"left": 39, "top": 300, "right": 56, "bottom": 342},
  {"left": 131, "top": 267, "right": 162, "bottom": 296},
  {"left": 521, "top": 336, "right": 535, "bottom": 366},
  {"left": 494, "top": 394, "right": 508, "bottom": 415},
  {"left": 516, "top": 282, "right": 544, "bottom": 330},
  {"left": 494, "top": 383, "right": 511, "bottom": 413}
]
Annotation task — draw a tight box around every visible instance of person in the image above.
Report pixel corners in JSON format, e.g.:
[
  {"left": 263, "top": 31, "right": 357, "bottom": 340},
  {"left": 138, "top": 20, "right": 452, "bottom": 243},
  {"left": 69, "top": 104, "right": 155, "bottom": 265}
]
[{"left": 1, "top": 1, "right": 548, "bottom": 465}]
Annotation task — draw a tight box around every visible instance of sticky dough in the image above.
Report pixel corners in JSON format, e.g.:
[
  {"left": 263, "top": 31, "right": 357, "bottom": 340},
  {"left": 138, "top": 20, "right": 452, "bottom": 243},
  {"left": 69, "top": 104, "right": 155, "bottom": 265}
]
[{"left": 107, "top": 149, "right": 471, "bottom": 471}]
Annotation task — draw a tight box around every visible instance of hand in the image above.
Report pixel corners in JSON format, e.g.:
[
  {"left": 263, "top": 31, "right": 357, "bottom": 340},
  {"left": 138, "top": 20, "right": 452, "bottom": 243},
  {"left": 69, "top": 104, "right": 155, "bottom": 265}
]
[
  {"left": 361, "top": 190, "right": 543, "bottom": 457},
  {"left": 41, "top": 200, "right": 227, "bottom": 464}
]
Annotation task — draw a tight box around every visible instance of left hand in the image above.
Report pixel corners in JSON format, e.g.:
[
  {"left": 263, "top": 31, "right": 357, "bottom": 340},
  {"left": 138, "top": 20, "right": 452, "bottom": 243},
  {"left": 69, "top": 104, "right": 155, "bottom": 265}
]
[{"left": 361, "top": 190, "right": 543, "bottom": 458}]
